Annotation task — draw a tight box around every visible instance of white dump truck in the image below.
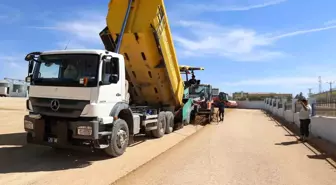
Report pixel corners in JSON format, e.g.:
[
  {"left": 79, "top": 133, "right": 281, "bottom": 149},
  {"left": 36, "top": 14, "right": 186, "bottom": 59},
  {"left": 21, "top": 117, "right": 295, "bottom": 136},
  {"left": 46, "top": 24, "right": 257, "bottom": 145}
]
[{"left": 23, "top": 0, "right": 198, "bottom": 157}]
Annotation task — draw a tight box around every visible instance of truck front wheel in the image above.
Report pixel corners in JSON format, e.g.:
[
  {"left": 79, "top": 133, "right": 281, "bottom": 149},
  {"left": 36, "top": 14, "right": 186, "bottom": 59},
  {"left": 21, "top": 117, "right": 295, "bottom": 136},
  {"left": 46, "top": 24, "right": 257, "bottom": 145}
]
[
  {"left": 152, "top": 112, "right": 166, "bottom": 138},
  {"left": 105, "top": 119, "right": 129, "bottom": 157}
]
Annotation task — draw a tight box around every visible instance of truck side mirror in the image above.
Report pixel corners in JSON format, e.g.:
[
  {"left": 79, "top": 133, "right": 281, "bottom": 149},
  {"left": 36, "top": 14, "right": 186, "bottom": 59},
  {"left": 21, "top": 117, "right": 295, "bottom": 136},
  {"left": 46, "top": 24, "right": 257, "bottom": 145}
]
[
  {"left": 109, "top": 74, "right": 119, "bottom": 83},
  {"left": 25, "top": 54, "right": 34, "bottom": 61},
  {"left": 28, "top": 61, "right": 34, "bottom": 74},
  {"left": 25, "top": 76, "right": 31, "bottom": 82}
]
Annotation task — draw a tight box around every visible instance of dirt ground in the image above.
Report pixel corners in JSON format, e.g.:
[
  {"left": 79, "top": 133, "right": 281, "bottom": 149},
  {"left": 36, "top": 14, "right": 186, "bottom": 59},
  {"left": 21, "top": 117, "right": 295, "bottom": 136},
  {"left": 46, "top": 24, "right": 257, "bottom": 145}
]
[{"left": 0, "top": 97, "right": 204, "bottom": 185}]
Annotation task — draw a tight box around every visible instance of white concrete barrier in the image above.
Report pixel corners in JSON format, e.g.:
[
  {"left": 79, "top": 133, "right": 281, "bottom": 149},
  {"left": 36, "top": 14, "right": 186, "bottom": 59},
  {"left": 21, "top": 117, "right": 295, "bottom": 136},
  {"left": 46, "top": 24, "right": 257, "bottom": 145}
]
[
  {"left": 272, "top": 106, "right": 277, "bottom": 115},
  {"left": 284, "top": 110, "right": 294, "bottom": 123},
  {"left": 294, "top": 112, "right": 300, "bottom": 127},
  {"left": 311, "top": 116, "right": 336, "bottom": 144},
  {"left": 236, "top": 101, "right": 264, "bottom": 109},
  {"left": 263, "top": 98, "right": 336, "bottom": 145}
]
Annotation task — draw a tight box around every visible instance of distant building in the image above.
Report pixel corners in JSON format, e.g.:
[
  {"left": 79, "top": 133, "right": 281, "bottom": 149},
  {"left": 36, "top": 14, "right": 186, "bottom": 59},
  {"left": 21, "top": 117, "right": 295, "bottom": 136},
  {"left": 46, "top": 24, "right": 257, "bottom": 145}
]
[
  {"left": 232, "top": 91, "right": 292, "bottom": 100},
  {"left": 2, "top": 78, "right": 29, "bottom": 97},
  {"left": 0, "top": 80, "right": 9, "bottom": 97}
]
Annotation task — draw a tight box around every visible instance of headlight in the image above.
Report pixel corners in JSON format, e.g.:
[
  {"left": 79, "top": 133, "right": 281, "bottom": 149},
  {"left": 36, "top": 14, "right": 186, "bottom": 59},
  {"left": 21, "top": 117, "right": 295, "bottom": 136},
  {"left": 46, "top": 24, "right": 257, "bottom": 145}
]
[
  {"left": 24, "top": 120, "right": 34, "bottom": 130},
  {"left": 77, "top": 126, "right": 92, "bottom": 136}
]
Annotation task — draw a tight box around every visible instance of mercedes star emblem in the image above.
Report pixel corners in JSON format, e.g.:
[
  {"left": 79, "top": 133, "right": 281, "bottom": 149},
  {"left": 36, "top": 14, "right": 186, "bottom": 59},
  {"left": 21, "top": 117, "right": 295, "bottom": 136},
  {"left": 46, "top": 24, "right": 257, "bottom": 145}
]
[{"left": 50, "top": 99, "right": 60, "bottom": 111}]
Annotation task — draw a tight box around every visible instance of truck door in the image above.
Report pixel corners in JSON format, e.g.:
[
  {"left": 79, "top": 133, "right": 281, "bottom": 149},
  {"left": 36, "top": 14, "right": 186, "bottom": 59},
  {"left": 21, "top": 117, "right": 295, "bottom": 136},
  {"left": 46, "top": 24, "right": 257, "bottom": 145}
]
[{"left": 99, "top": 56, "right": 123, "bottom": 105}]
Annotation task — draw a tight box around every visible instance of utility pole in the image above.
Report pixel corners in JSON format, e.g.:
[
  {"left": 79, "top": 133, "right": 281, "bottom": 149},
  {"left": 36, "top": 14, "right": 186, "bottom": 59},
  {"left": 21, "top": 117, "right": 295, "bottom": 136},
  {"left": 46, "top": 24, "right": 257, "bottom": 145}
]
[
  {"left": 318, "top": 76, "right": 322, "bottom": 93},
  {"left": 307, "top": 88, "right": 312, "bottom": 98},
  {"left": 326, "top": 81, "right": 335, "bottom": 102}
]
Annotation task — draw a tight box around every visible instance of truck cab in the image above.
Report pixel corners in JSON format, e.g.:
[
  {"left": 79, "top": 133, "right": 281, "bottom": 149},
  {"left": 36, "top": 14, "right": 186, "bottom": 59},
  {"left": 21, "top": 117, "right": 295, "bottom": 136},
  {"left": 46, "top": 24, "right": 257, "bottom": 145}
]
[
  {"left": 25, "top": 50, "right": 126, "bottom": 118},
  {"left": 23, "top": 50, "right": 140, "bottom": 156}
]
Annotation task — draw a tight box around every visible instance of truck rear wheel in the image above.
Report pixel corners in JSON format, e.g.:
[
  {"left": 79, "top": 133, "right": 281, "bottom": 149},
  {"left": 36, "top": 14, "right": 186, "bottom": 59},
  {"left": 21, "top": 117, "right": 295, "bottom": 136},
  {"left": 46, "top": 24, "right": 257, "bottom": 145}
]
[
  {"left": 152, "top": 112, "right": 166, "bottom": 138},
  {"left": 165, "top": 111, "right": 174, "bottom": 134},
  {"left": 105, "top": 119, "right": 129, "bottom": 157}
]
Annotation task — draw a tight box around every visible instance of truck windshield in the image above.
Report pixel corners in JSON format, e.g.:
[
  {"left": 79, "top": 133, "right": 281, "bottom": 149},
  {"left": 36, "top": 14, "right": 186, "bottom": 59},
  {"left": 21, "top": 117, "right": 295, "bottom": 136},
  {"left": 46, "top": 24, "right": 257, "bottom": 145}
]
[
  {"left": 31, "top": 54, "right": 99, "bottom": 87},
  {"left": 190, "top": 86, "right": 208, "bottom": 94}
]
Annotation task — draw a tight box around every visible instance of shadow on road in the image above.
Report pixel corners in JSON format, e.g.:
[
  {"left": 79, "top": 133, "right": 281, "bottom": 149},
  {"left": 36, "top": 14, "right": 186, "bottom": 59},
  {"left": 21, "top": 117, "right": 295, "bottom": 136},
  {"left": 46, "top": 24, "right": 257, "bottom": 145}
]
[
  {"left": 307, "top": 153, "right": 332, "bottom": 160},
  {"left": 0, "top": 132, "right": 27, "bottom": 146},
  {"left": 262, "top": 110, "right": 336, "bottom": 170},
  {"left": 0, "top": 144, "right": 109, "bottom": 174},
  {"left": 285, "top": 134, "right": 296, "bottom": 137},
  {"left": 275, "top": 140, "right": 299, "bottom": 146},
  {"left": 129, "top": 134, "right": 156, "bottom": 147},
  {"left": 0, "top": 132, "right": 157, "bottom": 174}
]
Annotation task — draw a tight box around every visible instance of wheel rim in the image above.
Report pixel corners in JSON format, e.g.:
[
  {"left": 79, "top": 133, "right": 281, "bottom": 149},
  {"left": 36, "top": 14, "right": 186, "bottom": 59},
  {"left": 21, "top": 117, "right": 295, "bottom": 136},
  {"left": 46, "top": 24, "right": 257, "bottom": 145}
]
[{"left": 116, "top": 129, "right": 128, "bottom": 148}]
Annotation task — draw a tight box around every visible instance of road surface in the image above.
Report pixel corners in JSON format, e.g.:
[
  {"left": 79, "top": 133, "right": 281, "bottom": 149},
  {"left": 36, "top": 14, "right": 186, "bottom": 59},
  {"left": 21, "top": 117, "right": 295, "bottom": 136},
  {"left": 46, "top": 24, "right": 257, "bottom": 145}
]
[
  {"left": 0, "top": 98, "right": 204, "bottom": 185},
  {"left": 113, "top": 109, "right": 336, "bottom": 185}
]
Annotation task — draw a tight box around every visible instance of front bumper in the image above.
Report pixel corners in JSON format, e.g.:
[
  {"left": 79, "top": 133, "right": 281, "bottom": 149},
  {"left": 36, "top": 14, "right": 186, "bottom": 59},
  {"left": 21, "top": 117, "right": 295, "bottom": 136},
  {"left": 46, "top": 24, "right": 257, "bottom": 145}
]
[{"left": 24, "top": 115, "right": 103, "bottom": 147}]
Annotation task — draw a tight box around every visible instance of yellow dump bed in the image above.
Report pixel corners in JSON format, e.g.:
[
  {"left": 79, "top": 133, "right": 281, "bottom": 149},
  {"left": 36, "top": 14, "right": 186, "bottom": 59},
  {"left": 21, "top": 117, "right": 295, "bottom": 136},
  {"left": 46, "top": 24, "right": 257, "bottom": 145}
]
[{"left": 99, "top": 0, "right": 184, "bottom": 108}]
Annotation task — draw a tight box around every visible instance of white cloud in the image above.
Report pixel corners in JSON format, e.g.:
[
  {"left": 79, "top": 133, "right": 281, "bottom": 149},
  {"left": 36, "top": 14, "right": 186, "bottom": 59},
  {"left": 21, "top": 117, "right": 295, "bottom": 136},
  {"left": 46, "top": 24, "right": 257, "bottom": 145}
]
[
  {"left": 27, "top": 5, "right": 336, "bottom": 63},
  {"left": 173, "top": 20, "right": 336, "bottom": 61},
  {"left": 221, "top": 76, "right": 328, "bottom": 95},
  {"left": 270, "top": 24, "right": 336, "bottom": 40},
  {"left": 30, "top": 12, "right": 106, "bottom": 44},
  {"left": 223, "top": 76, "right": 318, "bottom": 87},
  {"left": 0, "top": 54, "right": 27, "bottom": 79},
  {"left": 219, "top": 63, "right": 336, "bottom": 94},
  {"left": 180, "top": 0, "right": 288, "bottom": 12},
  {"left": 173, "top": 20, "right": 283, "bottom": 61},
  {"left": 222, "top": 72, "right": 336, "bottom": 93},
  {"left": 0, "top": 55, "right": 22, "bottom": 68}
]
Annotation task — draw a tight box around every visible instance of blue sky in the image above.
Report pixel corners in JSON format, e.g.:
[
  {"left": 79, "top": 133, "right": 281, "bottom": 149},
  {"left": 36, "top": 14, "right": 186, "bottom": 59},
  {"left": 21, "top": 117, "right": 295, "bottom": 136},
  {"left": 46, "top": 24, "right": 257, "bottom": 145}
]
[{"left": 1, "top": 0, "right": 336, "bottom": 96}]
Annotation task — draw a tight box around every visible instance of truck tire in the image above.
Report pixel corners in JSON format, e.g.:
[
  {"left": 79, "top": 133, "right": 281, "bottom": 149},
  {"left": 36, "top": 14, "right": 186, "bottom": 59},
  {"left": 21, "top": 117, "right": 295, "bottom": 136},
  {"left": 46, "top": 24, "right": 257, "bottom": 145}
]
[
  {"left": 207, "top": 114, "right": 212, "bottom": 124},
  {"left": 105, "top": 119, "right": 129, "bottom": 157},
  {"left": 189, "top": 110, "right": 196, "bottom": 125},
  {"left": 165, "top": 111, "right": 174, "bottom": 134},
  {"left": 145, "top": 130, "right": 153, "bottom": 137},
  {"left": 152, "top": 112, "right": 166, "bottom": 138}
]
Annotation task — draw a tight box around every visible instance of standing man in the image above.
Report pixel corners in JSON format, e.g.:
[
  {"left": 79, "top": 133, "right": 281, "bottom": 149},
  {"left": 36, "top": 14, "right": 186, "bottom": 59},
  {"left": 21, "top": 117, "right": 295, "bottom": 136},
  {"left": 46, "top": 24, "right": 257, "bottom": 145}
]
[
  {"left": 298, "top": 97, "right": 312, "bottom": 142},
  {"left": 218, "top": 100, "right": 225, "bottom": 122}
]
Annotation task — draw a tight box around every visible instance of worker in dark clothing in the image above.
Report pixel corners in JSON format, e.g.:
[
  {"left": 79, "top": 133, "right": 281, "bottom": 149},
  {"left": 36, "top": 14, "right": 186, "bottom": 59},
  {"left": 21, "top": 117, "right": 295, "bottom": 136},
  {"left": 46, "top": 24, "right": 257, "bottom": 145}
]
[
  {"left": 188, "top": 74, "right": 197, "bottom": 84},
  {"left": 217, "top": 101, "right": 225, "bottom": 121}
]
